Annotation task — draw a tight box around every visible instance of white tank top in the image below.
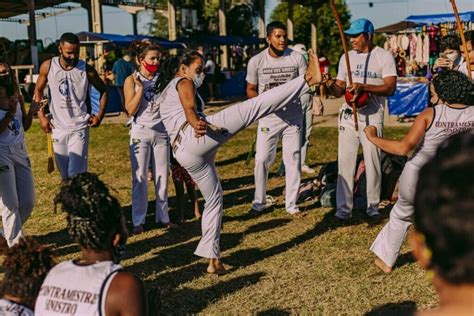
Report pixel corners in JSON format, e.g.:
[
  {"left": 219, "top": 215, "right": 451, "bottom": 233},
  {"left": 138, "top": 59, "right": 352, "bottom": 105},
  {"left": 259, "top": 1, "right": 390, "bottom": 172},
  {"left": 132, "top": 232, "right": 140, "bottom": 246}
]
[
  {"left": 132, "top": 71, "right": 166, "bottom": 133},
  {"left": 158, "top": 77, "right": 205, "bottom": 142},
  {"left": 409, "top": 104, "right": 474, "bottom": 168},
  {"left": 47, "top": 57, "right": 90, "bottom": 131},
  {"left": 0, "top": 298, "right": 33, "bottom": 316},
  {"left": 0, "top": 104, "right": 24, "bottom": 146},
  {"left": 35, "top": 260, "right": 122, "bottom": 316}
]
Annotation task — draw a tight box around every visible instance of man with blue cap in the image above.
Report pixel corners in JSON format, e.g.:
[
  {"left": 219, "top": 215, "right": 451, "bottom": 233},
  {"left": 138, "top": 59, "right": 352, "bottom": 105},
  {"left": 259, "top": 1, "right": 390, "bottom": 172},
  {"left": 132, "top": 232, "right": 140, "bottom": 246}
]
[{"left": 325, "top": 18, "right": 397, "bottom": 220}]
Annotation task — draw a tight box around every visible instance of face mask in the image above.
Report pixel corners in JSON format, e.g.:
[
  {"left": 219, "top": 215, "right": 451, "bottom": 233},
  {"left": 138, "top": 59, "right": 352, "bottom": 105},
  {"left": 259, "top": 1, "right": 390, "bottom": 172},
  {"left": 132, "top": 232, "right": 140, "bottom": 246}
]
[
  {"left": 445, "top": 51, "right": 459, "bottom": 62},
  {"left": 142, "top": 61, "right": 158, "bottom": 74},
  {"left": 192, "top": 73, "right": 205, "bottom": 88},
  {"left": 61, "top": 55, "right": 78, "bottom": 66}
]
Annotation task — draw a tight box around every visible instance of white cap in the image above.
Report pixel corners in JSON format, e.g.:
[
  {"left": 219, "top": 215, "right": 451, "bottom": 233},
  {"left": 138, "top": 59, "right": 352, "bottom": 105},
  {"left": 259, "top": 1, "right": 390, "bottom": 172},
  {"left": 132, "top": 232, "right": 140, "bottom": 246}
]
[{"left": 292, "top": 44, "right": 307, "bottom": 54}]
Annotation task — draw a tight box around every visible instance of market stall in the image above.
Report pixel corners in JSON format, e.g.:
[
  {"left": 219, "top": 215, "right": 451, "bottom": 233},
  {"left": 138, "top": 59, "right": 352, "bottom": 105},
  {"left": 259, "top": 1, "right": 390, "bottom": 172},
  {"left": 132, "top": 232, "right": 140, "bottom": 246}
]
[{"left": 377, "top": 11, "right": 474, "bottom": 116}]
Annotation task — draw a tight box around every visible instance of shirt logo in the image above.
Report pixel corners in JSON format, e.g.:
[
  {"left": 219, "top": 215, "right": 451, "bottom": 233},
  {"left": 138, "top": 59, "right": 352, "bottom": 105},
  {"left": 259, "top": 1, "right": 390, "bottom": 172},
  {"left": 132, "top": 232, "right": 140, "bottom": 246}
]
[{"left": 59, "top": 79, "right": 70, "bottom": 97}]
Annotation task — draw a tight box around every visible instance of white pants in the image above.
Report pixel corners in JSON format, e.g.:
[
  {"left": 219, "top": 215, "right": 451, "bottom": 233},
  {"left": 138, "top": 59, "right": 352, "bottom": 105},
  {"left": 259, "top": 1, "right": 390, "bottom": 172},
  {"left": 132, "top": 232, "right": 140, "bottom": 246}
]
[
  {"left": 335, "top": 106, "right": 383, "bottom": 218},
  {"left": 51, "top": 127, "right": 89, "bottom": 179},
  {"left": 130, "top": 124, "right": 170, "bottom": 226},
  {"left": 370, "top": 163, "right": 418, "bottom": 267},
  {"left": 300, "top": 93, "right": 314, "bottom": 166},
  {"left": 0, "top": 143, "right": 35, "bottom": 246},
  {"left": 174, "top": 76, "right": 309, "bottom": 259},
  {"left": 252, "top": 112, "right": 302, "bottom": 214}
]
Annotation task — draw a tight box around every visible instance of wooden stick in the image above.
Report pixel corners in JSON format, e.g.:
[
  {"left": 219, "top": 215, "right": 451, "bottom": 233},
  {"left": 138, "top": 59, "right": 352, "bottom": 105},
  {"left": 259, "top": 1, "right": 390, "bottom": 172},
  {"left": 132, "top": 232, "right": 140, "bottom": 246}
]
[
  {"left": 47, "top": 133, "right": 55, "bottom": 174},
  {"left": 329, "top": 0, "right": 358, "bottom": 131},
  {"left": 450, "top": 0, "right": 472, "bottom": 80}
]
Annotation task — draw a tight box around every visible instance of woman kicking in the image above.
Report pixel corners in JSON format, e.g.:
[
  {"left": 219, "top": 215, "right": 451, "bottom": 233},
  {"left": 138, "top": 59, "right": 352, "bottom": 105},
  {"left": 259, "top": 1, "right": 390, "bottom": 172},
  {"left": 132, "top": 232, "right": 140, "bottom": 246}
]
[{"left": 154, "top": 49, "right": 322, "bottom": 274}]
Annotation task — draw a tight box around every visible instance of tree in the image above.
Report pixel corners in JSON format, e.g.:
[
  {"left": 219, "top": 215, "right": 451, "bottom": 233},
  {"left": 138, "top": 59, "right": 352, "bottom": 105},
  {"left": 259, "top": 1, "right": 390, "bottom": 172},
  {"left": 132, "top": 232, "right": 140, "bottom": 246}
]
[
  {"left": 270, "top": 0, "right": 351, "bottom": 73},
  {"left": 149, "top": 0, "right": 259, "bottom": 38}
]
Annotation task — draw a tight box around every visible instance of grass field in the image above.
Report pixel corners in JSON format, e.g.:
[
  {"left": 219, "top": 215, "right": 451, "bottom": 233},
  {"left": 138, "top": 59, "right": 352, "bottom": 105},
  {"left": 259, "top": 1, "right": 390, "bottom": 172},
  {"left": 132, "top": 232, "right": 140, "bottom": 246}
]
[{"left": 19, "top": 121, "right": 437, "bottom": 315}]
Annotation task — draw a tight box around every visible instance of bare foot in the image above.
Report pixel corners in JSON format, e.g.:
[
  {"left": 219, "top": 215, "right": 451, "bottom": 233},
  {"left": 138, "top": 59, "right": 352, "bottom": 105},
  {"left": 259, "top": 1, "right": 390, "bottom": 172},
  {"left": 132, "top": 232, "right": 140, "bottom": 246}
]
[
  {"left": 304, "top": 49, "right": 323, "bottom": 87},
  {"left": 291, "top": 211, "right": 306, "bottom": 219},
  {"left": 374, "top": 257, "right": 392, "bottom": 273},
  {"left": 207, "top": 259, "right": 226, "bottom": 275}
]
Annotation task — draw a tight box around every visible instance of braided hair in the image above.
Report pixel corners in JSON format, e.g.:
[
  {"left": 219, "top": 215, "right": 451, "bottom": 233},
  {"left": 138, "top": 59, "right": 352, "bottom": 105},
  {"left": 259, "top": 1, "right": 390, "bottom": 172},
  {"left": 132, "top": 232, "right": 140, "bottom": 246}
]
[
  {"left": 154, "top": 50, "right": 202, "bottom": 94},
  {"left": 0, "top": 237, "right": 55, "bottom": 308},
  {"left": 432, "top": 70, "right": 474, "bottom": 106},
  {"left": 54, "top": 172, "right": 125, "bottom": 251}
]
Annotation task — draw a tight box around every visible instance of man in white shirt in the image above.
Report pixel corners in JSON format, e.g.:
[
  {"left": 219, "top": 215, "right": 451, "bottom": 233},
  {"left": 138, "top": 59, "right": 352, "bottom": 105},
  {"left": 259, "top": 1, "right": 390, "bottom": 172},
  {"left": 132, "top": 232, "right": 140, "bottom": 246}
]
[
  {"left": 325, "top": 18, "right": 397, "bottom": 220},
  {"left": 246, "top": 21, "right": 307, "bottom": 218}
]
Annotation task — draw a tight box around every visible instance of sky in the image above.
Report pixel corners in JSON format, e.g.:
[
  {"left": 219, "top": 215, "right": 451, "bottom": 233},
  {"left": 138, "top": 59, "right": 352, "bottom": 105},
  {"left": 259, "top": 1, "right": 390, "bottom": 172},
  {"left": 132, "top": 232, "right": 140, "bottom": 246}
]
[{"left": 0, "top": 0, "right": 473, "bottom": 43}]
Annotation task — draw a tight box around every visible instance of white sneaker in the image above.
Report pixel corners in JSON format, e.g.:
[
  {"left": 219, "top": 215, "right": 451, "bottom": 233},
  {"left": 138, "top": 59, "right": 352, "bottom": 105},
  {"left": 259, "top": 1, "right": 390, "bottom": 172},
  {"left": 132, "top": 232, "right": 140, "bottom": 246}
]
[{"left": 301, "top": 164, "right": 316, "bottom": 174}]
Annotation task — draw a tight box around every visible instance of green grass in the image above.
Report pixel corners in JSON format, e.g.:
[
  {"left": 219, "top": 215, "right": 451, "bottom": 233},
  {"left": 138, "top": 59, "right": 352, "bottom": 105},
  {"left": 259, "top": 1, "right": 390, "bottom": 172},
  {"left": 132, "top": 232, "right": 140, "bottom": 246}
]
[{"left": 20, "top": 122, "right": 437, "bottom": 315}]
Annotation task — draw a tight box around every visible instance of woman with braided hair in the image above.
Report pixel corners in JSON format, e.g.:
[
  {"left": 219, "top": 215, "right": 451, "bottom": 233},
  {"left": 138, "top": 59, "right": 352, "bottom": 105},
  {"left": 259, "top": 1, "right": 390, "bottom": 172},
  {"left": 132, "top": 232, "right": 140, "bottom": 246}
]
[
  {"left": 0, "top": 237, "right": 55, "bottom": 315},
  {"left": 366, "top": 70, "right": 474, "bottom": 273},
  {"left": 155, "top": 49, "right": 322, "bottom": 274},
  {"left": 35, "top": 172, "right": 147, "bottom": 316}
]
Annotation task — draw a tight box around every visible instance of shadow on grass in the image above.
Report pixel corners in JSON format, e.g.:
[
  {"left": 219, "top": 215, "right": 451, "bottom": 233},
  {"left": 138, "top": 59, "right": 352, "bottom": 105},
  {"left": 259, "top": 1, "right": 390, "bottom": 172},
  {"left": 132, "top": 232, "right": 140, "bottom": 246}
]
[
  {"left": 156, "top": 272, "right": 265, "bottom": 314},
  {"left": 225, "top": 209, "right": 378, "bottom": 268},
  {"left": 364, "top": 300, "right": 417, "bottom": 315},
  {"left": 256, "top": 309, "right": 290, "bottom": 316},
  {"left": 216, "top": 151, "right": 252, "bottom": 167},
  {"left": 127, "top": 218, "right": 292, "bottom": 271}
]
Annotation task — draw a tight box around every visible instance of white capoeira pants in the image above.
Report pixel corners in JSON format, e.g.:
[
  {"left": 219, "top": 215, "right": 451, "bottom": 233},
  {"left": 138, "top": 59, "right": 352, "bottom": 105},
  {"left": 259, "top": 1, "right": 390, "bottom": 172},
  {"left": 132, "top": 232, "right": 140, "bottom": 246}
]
[
  {"left": 0, "top": 143, "right": 35, "bottom": 246},
  {"left": 51, "top": 127, "right": 89, "bottom": 179},
  {"left": 370, "top": 163, "right": 418, "bottom": 267},
  {"left": 335, "top": 105, "right": 383, "bottom": 218},
  {"left": 174, "top": 75, "right": 309, "bottom": 259},
  {"left": 130, "top": 124, "right": 170, "bottom": 226},
  {"left": 300, "top": 93, "right": 314, "bottom": 166},
  {"left": 252, "top": 111, "right": 302, "bottom": 214}
]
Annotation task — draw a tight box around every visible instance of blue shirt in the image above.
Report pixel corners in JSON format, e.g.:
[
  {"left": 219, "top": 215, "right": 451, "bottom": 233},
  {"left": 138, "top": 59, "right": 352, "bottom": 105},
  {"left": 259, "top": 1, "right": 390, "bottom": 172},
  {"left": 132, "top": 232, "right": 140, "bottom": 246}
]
[{"left": 112, "top": 59, "right": 135, "bottom": 86}]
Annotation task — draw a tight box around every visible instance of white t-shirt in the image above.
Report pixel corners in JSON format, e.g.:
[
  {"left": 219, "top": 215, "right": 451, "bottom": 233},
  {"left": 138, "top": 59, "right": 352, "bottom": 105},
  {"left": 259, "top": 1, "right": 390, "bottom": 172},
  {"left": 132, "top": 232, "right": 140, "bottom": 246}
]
[
  {"left": 409, "top": 104, "right": 474, "bottom": 169},
  {"left": 47, "top": 57, "right": 90, "bottom": 131},
  {"left": 0, "top": 104, "right": 24, "bottom": 146},
  {"left": 246, "top": 47, "right": 307, "bottom": 120},
  {"left": 158, "top": 77, "right": 205, "bottom": 143},
  {"left": 0, "top": 299, "right": 33, "bottom": 316},
  {"left": 204, "top": 59, "right": 216, "bottom": 75},
  {"left": 132, "top": 71, "right": 166, "bottom": 134},
  {"left": 337, "top": 46, "right": 397, "bottom": 119},
  {"left": 35, "top": 260, "right": 122, "bottom": 316}
]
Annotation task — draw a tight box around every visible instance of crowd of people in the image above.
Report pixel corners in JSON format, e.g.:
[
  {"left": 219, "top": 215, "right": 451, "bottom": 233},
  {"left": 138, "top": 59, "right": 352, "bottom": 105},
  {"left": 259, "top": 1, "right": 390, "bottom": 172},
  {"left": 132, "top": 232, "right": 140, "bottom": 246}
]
[{"left": 0, "top": 17, "right": 472, "bottom": 314}]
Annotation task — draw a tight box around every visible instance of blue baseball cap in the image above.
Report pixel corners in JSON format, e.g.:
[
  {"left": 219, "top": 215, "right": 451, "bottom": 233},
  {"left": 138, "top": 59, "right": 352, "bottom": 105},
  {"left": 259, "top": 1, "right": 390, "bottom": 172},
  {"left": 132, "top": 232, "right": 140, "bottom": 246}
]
[{"left": 344, "top": 18, "right": 374, "bottom": 35}]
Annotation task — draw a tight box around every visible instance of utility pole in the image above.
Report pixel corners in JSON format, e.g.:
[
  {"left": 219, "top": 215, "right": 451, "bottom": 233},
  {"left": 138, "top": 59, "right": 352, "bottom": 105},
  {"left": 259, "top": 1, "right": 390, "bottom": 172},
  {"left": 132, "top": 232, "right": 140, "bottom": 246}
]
[
  {"left": 258, "top": 0, "right": 265, "bottom": 48},
  {"left": 91, "top": 0, "right": 103, "bottom": 73},
  {"left": 219, "top": 0, "right": 228, "bottom": 69},
  {"left": 287, "top": 0, "right": 294, "bottom": 45},
  {"left": 26, "top": 0, "right": 39, "bottom": 72}
]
